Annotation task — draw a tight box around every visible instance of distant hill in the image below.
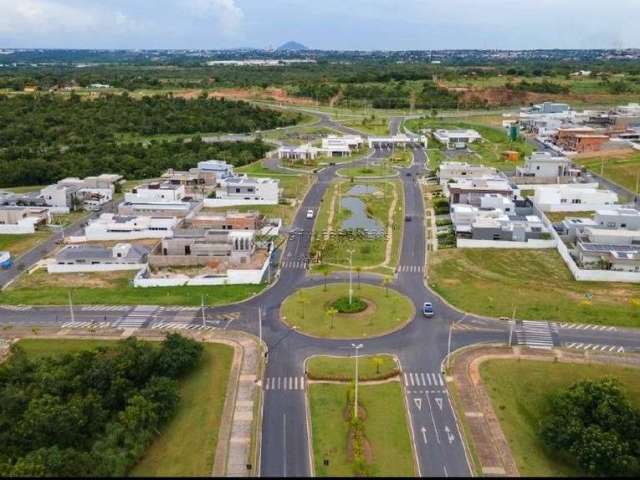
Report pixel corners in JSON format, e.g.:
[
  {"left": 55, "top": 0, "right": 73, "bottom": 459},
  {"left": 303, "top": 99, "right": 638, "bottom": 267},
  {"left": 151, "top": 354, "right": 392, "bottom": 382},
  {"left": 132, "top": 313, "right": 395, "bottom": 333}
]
[{"left": 276, "top": 41, "right": 308, "bottom": 51}]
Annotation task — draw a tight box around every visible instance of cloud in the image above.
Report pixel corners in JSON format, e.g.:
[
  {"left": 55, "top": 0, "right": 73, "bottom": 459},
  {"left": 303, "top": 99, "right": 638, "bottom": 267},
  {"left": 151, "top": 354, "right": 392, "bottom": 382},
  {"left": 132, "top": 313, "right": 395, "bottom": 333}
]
[
  {"left": 189, "top": 0, "right": 244, "bottom": 35},
  {"left": 0, "top": 0, "right": 141, "bottom": 35}
]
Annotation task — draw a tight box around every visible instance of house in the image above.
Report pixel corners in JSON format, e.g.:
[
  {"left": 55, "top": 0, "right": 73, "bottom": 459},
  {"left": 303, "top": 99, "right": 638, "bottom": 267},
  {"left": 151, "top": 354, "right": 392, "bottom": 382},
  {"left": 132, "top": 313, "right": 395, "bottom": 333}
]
[
  {"left": 616, "top": 103, "right": 640, "bottom": 117},
  {"left": 39, "top": 184, "right": 80, "bottom": 213},
  {"left": 188, "top": 211, "right": 262, "bottom": 230},
  {"left": 368, "top": 133, "right": 419, "bottom": 149},
  {"left": 119, "top": 182, "right": 193, "bottom": 218},
  {"left": 48, "top": 243, "right": 149, "bottom": 273},
  {"left": 447, "top": 179, "right": 514, "bottom": 206},
  {"left": 0, "top": 206, "right": 51, "bottom": 234},
  {"left": 161, "top": 168, "right": 217, "bottom": 198},
  {"left": 154, "top": 228, "right": 256, "bottom": 266},
  {"left": 576, "top": 243, "right": 640, "bottom": 272},
  {"left": 197, "top": 160, "right": 235, "bottom": 179},
  {"left": 516, "top": 152, "right": 574, "bottom": 178},
  {"left": 82, "top": 214, "right": 178, "bottom": 241},
  {"left": 525, "top": 102, "right": 571, "bottom": 115},
  {"left": 432, "top": 129, "right": 482, "bottom": 149},
  {"left": 593, "top": 208, "right": 640, "bottom": 230},
  {"left": 533, "top": 185, "right": 618, "bottom": 212},
  {"left": 204, "top": 175, "right": 279, "bottom": 207},
  {"left": 40, "top": 174, "right": 122, "bottom": 212},
  {"left": 553, "top": 127, "right": 609, "bottom": 153},
  {"left": 277, "top": 144, "right": 320, "bottom": 161},
  {"left": 438, "top": 162, "right": 499, "bottom": 184}
]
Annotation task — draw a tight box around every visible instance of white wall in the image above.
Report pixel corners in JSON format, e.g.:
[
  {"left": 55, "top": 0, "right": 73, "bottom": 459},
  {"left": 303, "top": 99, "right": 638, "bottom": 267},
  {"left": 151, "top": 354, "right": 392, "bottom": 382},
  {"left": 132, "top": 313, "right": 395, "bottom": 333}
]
[
  {"left": 203, "top": 198, "right": 279, "bottom": 208},
  {"left": 456, "top": 239, "right": 556, "bottom": 249},
  {"left": 0, "top": 224, "right": 36, "bottom": 234},
  {"left": 47, "top": 262, "right": 145, "bottom": 274}
]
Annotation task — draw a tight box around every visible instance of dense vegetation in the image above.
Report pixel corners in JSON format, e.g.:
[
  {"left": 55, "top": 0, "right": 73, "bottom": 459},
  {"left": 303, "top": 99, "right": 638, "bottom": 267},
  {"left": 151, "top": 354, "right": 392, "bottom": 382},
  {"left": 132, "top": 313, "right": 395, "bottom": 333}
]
[
  {"left": 0, "top": 334, "right": 203, "bottom": 476},
  {"left": 0, "top": 93, "right": 290, "bottom": 187},
  {"left": 540, "top": 378, "right": 640, "bottom": 476}
]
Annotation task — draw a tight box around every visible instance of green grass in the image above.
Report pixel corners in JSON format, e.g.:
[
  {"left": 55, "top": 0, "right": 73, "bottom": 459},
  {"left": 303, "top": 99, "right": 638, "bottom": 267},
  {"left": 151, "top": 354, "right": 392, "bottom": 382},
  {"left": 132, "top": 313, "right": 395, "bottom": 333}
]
[
  {"left": 14, "top": 338, "right": 234, "bottom": 477},
  {"left": 131, "top": 343, "right": 234, "bottom": 476},
  {"left": 3, "top": 185, "right": 44, "bottom": 193},
  {"left": 0, "top": 231, "right": 50, "bottom": 257},
  {"left": 544, "top": 211, "right": 594, "bottom": 223},
  {"left": 338, "top": 165, "right": 396, "bottom": 178},
  {"left": 309, "top": 382, "right": 415, "bottom": 477},
  {"left": 575, "top": 152, "right": 640, "bottom": 194},
  {"left": 306, "top": 354, "right": 398, "bottom": 381},
  {"left": 262, "top": 125, "right": 338, "bottom": 145},
  {"left": 429, "top": 248, "right": 640, "bottom": 327},
  {"left": 281, "top": 283, "right": 414, "bottom": 338},
  {"left": 479, "top": 360, "right": 640, "bottom": 477},
  {"left": 340, "top": 117, "right": 391, "bottom": 136},
  {"left": 1, "top": 269, "right": 266, "bottom": 306}
]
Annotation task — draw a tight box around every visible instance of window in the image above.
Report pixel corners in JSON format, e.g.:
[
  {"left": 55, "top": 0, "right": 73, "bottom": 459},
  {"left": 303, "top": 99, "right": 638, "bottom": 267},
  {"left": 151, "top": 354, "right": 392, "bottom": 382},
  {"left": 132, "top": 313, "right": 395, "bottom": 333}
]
[
  {"left": 560, "top": 198, "right": 567, "bottom": 204},
  {"left": 607, "top": 222, "right": 616, "bottom": 228},
  {"left": 621, "top": 224, "right": 627, "bottom": 228}
]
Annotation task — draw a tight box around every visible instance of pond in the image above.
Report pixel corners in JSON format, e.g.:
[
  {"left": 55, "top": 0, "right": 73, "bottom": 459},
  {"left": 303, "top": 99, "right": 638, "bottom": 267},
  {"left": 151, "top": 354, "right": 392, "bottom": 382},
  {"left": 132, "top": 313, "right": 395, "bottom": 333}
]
[
  {"left": 340, "top": 196, "right": 385, "bottom": 235},
  {"left": 345, "top": 184, "right": 381, "bottom": 196}
]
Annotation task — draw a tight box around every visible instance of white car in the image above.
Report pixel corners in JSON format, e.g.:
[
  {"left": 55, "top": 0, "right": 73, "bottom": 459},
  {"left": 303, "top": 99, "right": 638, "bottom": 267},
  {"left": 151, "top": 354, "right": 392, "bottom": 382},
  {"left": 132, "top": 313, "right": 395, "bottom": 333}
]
[{"left": 306, "top": 209, "right": 314, "bottom": 219}]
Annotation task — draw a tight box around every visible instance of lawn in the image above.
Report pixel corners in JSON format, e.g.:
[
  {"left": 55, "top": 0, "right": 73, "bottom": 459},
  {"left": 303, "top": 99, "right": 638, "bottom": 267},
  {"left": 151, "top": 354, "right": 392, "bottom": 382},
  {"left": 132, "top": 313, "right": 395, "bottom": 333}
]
[
  {"left": 131, "top": 343, "right": 234, "bottom": 476},
  {"left": 309, "top": 382, "right": 415, "bottom": 477},
  {"left": 1, "top": 269, "right": 266, "bottom": 306},
  {"left": 306, "top": 354, "right": 398, "bottom": 381},
  {"left": 544, "top": 210, "right": 594, "bottom": 223},
  {"left": 341, "top": 117, "right": 391, "bottom": 136},
  {"left": 479, "top": 359, "right": 640, "bottom": 477},
  {"left": 575, "top": 151, "right": 640, "bottom": 194},
  {"left": 429, "top": 248, "right": 640, "bottom": 327},
  {"left": 0, "top": 231, "right": 50, "bottom": 257},
  {"left": 262, "top": 125, "right": 338, "bottom": 145},
  {"left": 281, "top": 283, "right": 414, "bottom": 338},
  {"left": 311, "top": 179, "right": 403, "bottom": 273},
  {"left": 338, "top": 165, "right": 397, "bottom": 178},
  {"left": 13, "top": 338, "right": 234, "bottom": 477}
]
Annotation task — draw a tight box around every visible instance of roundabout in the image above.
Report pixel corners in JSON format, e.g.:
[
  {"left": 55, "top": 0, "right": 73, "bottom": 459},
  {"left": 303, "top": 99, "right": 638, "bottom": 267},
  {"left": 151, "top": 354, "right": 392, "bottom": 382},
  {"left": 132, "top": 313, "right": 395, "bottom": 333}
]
[
  {"left": 280, "top": 283, "right": 414, "bottom": 339},
  {"left": 336, "top": 164, "right": 398, "bottom": 178}
]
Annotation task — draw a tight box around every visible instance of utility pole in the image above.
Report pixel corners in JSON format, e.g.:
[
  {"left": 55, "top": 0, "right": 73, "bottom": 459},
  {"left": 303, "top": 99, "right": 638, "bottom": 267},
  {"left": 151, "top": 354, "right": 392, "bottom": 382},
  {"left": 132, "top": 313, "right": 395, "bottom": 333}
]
[
  {"left": 352, "top": 343, "right": 363, "bottom": 420},
  {"left": 258, "top": 307, "right": 263, "bottom": 346},
  {"left": 201, "top": 294, "right": 206, "bottom": 327},
  {"left": 508, "top": 305, "right": 516, "bottom": 347},
  {"left": 446, "top": 318, "right": 453, "bottom": 371},
  {"left": 601, "top": 157, "right": 605, "bottom": 177},
  {"left": 68, "top": 291, "right": 75, "bottom": 323},
  {"left": 347, "top": 249, "right": 355, "bottom": 305}
]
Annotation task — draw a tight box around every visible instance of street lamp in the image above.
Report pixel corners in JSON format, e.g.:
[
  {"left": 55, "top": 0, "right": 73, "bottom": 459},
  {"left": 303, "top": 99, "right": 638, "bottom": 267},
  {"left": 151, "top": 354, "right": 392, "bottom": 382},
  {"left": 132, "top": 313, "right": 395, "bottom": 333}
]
[
  {"left": 352, "top": 343, "right": 363, "bottom": 420},
  {"left": 347, "top": 249, "right": 355, "bottom": 305}
]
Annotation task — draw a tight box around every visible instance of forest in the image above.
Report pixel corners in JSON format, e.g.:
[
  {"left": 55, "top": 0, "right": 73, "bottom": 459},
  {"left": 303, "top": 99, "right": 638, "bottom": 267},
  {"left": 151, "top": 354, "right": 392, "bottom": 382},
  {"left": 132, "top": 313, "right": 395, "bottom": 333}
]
[
  {"left": 0, "top": 93, "right": 294, "bottom": 187},
  {"left": 0, "top": 335, "right": 203, "bottom": 476}
]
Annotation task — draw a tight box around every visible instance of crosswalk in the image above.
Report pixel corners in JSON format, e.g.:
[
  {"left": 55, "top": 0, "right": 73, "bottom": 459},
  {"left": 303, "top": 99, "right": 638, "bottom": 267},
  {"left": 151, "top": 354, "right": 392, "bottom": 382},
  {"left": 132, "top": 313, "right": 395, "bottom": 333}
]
[
  {"left": 158, "top": 306, "right": 201, "bottom": 312},
  {"left": 61, "top": 321, "right": 113, "bottom": 329},
  {"left": 404, "top": 372, "right": 445, "bottom": 388},
  {"left": 281, "top": 260, "right": 308, "bottom": 270},
  {"left": 0, "top": 305, "right": 32, "bottom": 311},
  {"left": 80, "top": 305, "right": 131, "bottom": 312},
  {"left": 113, "top": 305, "right": 157, "bottom": 329},
  {"left": 513, "top": 320, "right": 555, "bottom": 349},
  {"left": 555, "top": 322, "right": 617, "bottom": 332},
  {"left": 151, "top": 322, "right": 216, "bottom": 331},
  {"left": 264, "top": 376, "right": 306, "bottom": 391},
  {"left": 397, "top": 265, "right": 424, "bottom": 273},
  {"left": 564, "top": 342, "right": 625, "bottom": 353}
]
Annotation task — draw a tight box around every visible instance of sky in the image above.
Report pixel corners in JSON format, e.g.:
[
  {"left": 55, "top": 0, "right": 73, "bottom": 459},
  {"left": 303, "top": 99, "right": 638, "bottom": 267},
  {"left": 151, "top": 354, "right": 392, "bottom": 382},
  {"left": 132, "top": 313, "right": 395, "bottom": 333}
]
[{"left": 0, "top": 0, "right": 638, "bottom": 50}]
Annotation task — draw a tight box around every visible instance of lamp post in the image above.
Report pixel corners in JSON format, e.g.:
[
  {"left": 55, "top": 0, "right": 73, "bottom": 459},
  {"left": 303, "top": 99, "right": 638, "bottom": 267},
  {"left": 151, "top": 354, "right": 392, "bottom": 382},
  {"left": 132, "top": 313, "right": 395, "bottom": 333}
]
[
  {"left": 201, "top": 294, "right": 207, "bottom": 328},
  {"left": 352, "top": 343, "right": 363, "bottom": 420},
  {"left": 348, "top": 253, "right": 353, "bottom": 305}
]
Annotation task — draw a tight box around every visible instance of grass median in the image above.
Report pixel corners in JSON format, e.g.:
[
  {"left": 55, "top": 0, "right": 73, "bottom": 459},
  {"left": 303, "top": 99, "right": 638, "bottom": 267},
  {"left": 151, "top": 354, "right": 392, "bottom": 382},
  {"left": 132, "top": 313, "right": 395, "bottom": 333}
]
[
  {"left": 306, "top": 354, "right": 398, "bottom": 381},
  {"left": 14, "top": 338, "right": 234, "bottom": 477},
  {"left": 479, "top": 359, "right": 640, "bottom": 477},
  {"left": 281, "top": 283, "right": 414, "bottom": 338},
  {"left": 429, "top": 248, "right": 640, "bottom": 327}
]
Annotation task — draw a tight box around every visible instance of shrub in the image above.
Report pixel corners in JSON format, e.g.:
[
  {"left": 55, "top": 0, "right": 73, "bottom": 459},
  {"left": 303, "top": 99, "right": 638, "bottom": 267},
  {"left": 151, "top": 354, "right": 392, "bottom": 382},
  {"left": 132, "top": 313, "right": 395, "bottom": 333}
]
[{"left": 332, "top": 296, "right": 367, "bottom": 313}]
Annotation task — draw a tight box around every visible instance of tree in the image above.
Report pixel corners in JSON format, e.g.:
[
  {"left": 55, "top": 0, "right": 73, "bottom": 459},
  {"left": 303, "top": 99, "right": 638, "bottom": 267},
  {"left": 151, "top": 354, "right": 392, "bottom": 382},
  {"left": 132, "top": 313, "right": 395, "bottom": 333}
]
[
  {"left": 382, "top": 278, "right": 391, "bottom": 297},
  {"left": 318, "top": 263, "right": 331, "bottom": 292},
  {"left": 373, "top": 356, "right": 384, "bottom": 375},
  {"left": 298, "top": 292, "right": 310, "bottom": 319},
  {"left": 326, "top": 307, "right": 338, "bottom": 330},
  {"left": 356, "top": 266, "right": 362, "bottom": 290}
]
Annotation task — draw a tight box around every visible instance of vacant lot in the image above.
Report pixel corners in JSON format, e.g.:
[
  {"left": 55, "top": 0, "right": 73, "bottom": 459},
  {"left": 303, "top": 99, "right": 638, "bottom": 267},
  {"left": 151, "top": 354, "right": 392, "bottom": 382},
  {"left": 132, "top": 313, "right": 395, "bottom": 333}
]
[
  {"left": 429, "top": 248, "right": 640, "bottom": 326},
  {"left": 309, "top": 382, "right": 415, "bottom": 477},
  {"left": 306, "top": 354, "right": 398, "bottom": 381},
  {"left": 0, "top": 231, "right": 50, "bottom": 258},
  {"left": 1, "top": 268, "right": 265, "bottom": 306},
  {"left": 281, "top": 284, "right": 414, "bottom": 338},
  {"left": 14, "top": 338, "right": 234, "bottom": 476},
  {"left": 575, "top": 151, "right": 640, "bottom": 194},
  {"left": 480, "top": 359, "right": 640, "bottom": 476}
]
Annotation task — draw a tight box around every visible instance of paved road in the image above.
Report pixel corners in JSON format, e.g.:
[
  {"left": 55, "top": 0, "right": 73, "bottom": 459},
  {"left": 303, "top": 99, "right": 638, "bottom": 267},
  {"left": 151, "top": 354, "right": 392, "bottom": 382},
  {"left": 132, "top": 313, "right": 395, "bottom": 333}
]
[{"left": 4, "top": 133, "right": 640, "bottom": 475}]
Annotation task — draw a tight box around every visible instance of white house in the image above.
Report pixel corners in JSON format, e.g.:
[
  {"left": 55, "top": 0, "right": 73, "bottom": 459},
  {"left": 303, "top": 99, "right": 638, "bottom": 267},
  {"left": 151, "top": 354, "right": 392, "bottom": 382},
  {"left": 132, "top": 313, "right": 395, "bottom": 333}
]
[
  {"left": 0, "top": 206, "right": 51, "bottom": 234},
  {"left": 48, "top": 243, "right": 149, "bottom": 273},
  {"left": 533, "top": 185, "right": 618, "bottom": 212},
  {"left": 368, "top": 133, "right": 416, "bottom": 149},
  {"left": 204, "top": 175, "right": 279, "bottom": 207},
  {"left": 124, "top": 182, "right": 186, "bottom": 204},
  {"left": 80, "top": 214, "right": 179, "bottom": 241},
  {"left": 438, "top": 162, "right": 499, "bottom": 184},
  {"left": 321, "top": 135, "right": 364, "bottom": 156},
  {"left": 43, "top": 174, "right": 122, "bottom": 212},
  {"left": 516, "top": 152, "right": 574, "bottom": 178},
  {"left": 277, "top": 144, "right": 319, "bottom": 161},
  {"left": 197, "top": 160, "right": 235, "bottom": 179},
  {"left": 432, "top": 129, "right": 482, "bottom": 149},
  {"left": 39, "top": 184, "right": 79, "bottom": 213},
  {"left": 593, "top": 208, "right": 640, "bottom": 230}
]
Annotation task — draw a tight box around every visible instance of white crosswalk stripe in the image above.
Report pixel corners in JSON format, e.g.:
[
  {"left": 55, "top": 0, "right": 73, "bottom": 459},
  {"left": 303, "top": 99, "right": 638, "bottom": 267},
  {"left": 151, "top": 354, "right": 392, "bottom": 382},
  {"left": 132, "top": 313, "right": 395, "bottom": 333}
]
[
  {"left": 514, "top": 320, "right": 554, "bottom": 349},
  {"left": 150, "top": 321, "right": 215, "bottom": 331},
  {"left": 61, "top": 321, "right": 113, "bottom": 329},
  {"left": 157, "top": 306, "right": 201, "bottom": 312},
  {"left": 264, "top": 376, "right": 306, "bottom": 391},
  {"left": 564, "top": 342, "right": 625, "bottom": 353},
  {"left": 281, "top": 261, "right": 308, "bottom": 270},
  {"left": 0, "top": 305, "right": 32, "bottom": 311},
  {"left": 114, "top": 305, "right": 157, "bottom": 329},
  {"left": 80, "top": 305, "right": 131, "bottom": 312},
  {"left": 398, "top": 265, "right": 424, "bottom": 273},
  {"left": 555, "top": 322, "right": 617, "bottom": 332},
  {"left": 404, "top": 372, "right": 445, "bottom": 387}
]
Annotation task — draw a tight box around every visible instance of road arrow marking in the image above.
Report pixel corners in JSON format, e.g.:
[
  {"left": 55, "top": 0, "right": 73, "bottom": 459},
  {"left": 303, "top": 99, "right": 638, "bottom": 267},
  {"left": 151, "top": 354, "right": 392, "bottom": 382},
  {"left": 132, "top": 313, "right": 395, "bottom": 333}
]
[
  {"left": 435, "top": 397, "right": 443, "bottom": 410},
  {"left": 445, "top": 426, "right": 455, "bottom": 444},
  {"left": 414, "top": 398, "right": 423, "bottom": 411},
  {"left": 421, "top": 427, "right": 428, "bottom": 444}
]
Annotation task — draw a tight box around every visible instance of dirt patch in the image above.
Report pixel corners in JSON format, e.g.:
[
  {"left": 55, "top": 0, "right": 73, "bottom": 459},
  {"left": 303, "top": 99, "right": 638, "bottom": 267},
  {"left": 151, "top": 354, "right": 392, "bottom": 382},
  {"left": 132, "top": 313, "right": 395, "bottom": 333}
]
[
  {"left": 574, "top": 148, "right": 637, "bottom": 161},
  {"left": 14, "top": 270, "right": 131, "bottom": 289},
  {"left": 209, "top": 87, "right": 315, "bottom": 106}
]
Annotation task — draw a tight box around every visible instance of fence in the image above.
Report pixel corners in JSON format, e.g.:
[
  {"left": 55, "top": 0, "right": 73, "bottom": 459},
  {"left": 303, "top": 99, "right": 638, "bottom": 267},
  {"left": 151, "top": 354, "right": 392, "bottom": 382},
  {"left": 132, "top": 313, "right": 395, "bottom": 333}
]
[{"left": 456, "top": 238, "right": 556, "bottom": 249}]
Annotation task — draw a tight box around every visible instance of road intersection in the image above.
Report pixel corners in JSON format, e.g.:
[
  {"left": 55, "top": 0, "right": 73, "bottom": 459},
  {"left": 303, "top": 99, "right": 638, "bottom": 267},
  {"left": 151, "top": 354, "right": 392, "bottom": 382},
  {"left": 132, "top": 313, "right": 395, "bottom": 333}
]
[{"left": 2, "top": 117, "right": 640, "bottom": 476}]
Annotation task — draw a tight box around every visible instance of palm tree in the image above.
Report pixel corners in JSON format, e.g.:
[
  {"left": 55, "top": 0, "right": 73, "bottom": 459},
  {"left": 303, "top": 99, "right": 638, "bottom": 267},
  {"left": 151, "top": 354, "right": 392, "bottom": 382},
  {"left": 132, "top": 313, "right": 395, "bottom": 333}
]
[
  {"left": 356, "top": 266, "right": 362, "bottom": 290},
  {"left": 318, "top": 263, "right": 330, "bottom": 292},
  {"left": 373, "top": 356, "right": 384, "bottom": 375},
  {"left": 382, "top": 277, "right": 391, "bottom": 297},
  {"left": 326, "top": 307, "right": 338, "bottom": 330},
  {"left": 298, "top": 292, "right": 310, "bottom": 320}
]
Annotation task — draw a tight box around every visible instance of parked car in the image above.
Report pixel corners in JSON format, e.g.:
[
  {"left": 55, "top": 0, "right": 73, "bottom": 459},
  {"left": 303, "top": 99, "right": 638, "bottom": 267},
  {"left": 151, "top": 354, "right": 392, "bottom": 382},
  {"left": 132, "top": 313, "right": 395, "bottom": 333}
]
[
  {"left": 422, "top": 302, "right": 434, "bottom": 317},
  {"left": 306, "top": 209, "right": 314, "bottom": 219},
  {"left": 405, "top": 215, "right": 412, "bottom": 222}
]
